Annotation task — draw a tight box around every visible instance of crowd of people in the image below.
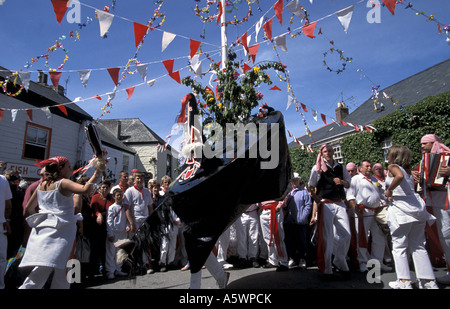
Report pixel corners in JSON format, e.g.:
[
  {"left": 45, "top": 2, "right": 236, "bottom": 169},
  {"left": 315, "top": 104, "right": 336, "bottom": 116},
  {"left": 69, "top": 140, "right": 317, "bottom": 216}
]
[{"left": 0, "top": 133, "right": 449, "bottom": 289}]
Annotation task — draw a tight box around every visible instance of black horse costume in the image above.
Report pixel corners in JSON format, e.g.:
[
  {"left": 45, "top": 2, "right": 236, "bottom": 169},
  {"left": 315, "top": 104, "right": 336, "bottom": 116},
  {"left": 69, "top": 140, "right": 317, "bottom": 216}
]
[{"left": 128, "top": 94, "right": 292, "bottom": 275}]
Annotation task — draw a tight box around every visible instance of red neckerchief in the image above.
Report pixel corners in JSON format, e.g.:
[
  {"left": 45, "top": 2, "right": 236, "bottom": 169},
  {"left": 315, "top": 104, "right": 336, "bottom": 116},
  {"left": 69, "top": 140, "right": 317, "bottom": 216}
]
[
  {"left": 373, "top": 175, "right": 385, "bottom": 182},
  {"left": 134, "top": 185, "right": 144, "bottom": 197},
  {"left": 363, "top": 174, "right": 373, "bottom": 184},
  {"left": 119, "top": 183, "right": 128, "bottom": 192}
]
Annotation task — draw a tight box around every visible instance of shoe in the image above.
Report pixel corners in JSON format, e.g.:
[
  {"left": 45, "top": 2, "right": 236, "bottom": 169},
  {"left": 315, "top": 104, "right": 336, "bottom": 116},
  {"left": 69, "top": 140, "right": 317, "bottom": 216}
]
[
  {"left": 418, "top": 280, "right": 439, "bottom": 289},
  {"left": 276, "top": 265, "right": 289, "bottom": 272},
  {"left": 389, "top": 280, "right": 412, "bottom": 289},
  {"left": 115, "top": 270, "right": 128, "bottom": 277},
  {"left": 107, "top": 273, "right": 115, "bottom": 280},
  {"left": 436, "top": 273, "right": 450, "bottom": 285},
  {"left": 299, "top": 259, "right": 307, "bottom": 270},
  {"left": 262, "top": 263, "right": 277, "bottom": 269},
  {"left": 217, "top": 272, "right": 230, "bottom": 289},
  {"left": 181, "top": 264, "right": 190, "bottom": 271},
  {"left": 160, "top": 264, "right": 167, "bottom": 272},
  {"left": 222, "top": 263, "right": 234, "bottom": 269},
  {"left": 288, "top": 259, "right": 297, "bottom": 267},
  {"left": 147, "top": 268, "right": 155, "bottom": 274},
  {"left": 380, "top": 263, "right": 392, "bottom": 272},
  {"left": 251, "top": 259, "right": 260, "bottom": 268}
]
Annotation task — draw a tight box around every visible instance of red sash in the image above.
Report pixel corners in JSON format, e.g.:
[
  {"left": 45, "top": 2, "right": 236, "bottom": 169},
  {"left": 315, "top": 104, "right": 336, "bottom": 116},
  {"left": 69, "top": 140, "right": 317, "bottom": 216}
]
[{"left": 262, "top": 202, "right": 284, "bottom": 258}]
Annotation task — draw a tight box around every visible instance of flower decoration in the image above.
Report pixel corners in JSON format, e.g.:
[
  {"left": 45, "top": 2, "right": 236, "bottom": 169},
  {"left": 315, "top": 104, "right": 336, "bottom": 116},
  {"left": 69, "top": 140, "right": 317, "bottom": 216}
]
[
  {"left": 0, "top": 73, "right": 24, "bottom": 97},
  {"left": 182, "top": 52, "right": 285, "bottom": 128},
  {"left": 323, "top": 41, "right": 352, "bottom": 74}
]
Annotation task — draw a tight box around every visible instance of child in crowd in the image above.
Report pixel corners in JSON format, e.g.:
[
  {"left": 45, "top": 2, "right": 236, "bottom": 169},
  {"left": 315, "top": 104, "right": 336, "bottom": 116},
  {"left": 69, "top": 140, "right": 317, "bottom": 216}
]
[{"left": 105, "top": 188, "right": 130, "bottom": 279}]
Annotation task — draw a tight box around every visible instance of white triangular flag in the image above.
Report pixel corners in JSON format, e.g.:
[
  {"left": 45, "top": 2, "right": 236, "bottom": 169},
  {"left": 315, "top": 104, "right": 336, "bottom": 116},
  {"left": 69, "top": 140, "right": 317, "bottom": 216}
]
[
  {"left": 42, "top": 107, "right": 52, "bottom": 119},
  {"left": 286, "top": 0, "right": 304, "bottom": 19},
  {"left": 136, "top": 64, "right": 147, "bottom": 81},
  {"left": 78, "top": 69, "right": 91, "bottom": 88},
  {"left": 336, "top": 5, "right": 354, "bottom": 33},
  {"left": 96, "top": 9, "right": 114, "bottom": 37},
  {"left": 287, "top": 94, "right": 294, "bottom": 110},
  {"left": 107, "top": 90, "right": 116, "bottom": 101},
  {"left": 18, "top": 71, "right": 31, "bottom": 92},
  {"left": 255, "top": 17, "right": 264, "bottom": 42},
  {"left": 161, "top": 31, "right": 176, "bottom": 52},
  {"left": 11, "top": 109, "right": 18, "bottom": 122},
  {"left": 190, "top": 54, "right": 202, "bottom": 77},
  {"left": 274, "top": 34, "right": 288, "bottom": 52},
  {"left": 147, "top": 79, "right": 156, "bottom": 87},
  {"left": 311, "top": 109, "right": 318, "bottom": 121}
]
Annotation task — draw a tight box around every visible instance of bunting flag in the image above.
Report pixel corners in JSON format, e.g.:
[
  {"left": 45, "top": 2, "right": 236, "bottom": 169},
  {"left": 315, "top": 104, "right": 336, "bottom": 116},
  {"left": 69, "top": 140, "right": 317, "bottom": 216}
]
[
  {"left": 57, "top": 104, "right": 68, "bottom": 116},
  {"left": 217, "top": 0, "right": 223, "bottom": 26},
  {"left": 336, "top": 6, "right": 354, "bottom": 33},
  {"left": 321, "top": 113, "right": 327, "bottom": 124},
  {"left": 126, "top": 86, "right": 135, "bottom": 100},
  {"left": 51, "top": 0, "right": 69, "bottom": 24},
  {"left": 26, "top": 109, "right": 33, "bottom": 122},
  {"left": 48, "top": 71, "right": 62, "bottom": 90},
  {"left": 169, "top": 71, "right": 181, "bottom": 84},
  {"left": 190, "top": 54, "right": 202, "bottom": 76},
  {"left": 162, "top": 59, "right": 175, "bottom": 74},
  {"left": 147, "top": 79, "right": 156, "bottom": 87},
  {"left": 107, "top": 67, "right": 120, "bottom": 86},
  {"left": 42, "top": 107, "right": 52, "bottom": 119},
  {"left": 11, "top": 109, "right": 17, "bottom": 122},
  {"left": 136, "top": 64, "right": 147, "bottom": 81},
  {"left": 18, "top": 71, "right": 31, "bottom": 92},
  {"left": 248, "top": 44, "right": 259, "bottom": 63},
  {"left": 78, "top": 69, "right": 91, "bottom": 88},
  {"left": 270, "top": 85, "right": 282, "bottom": 91},
  {"left": 92, "top": 94, "right": 102, "bottom": 100},
  {"left": 287, "top": 94, "right": 294, "bottom": 110},
  {"left": 274, "top": 34, "right": 288, "bottom": 52},
  {"left": 286, "top": 0, "right": 304, "bottom": 19},
  {"left": 162, "top": 31, "right": 176, "bottom": 52},
  {"left": 303, "top": 21, "right": 317, "bottom": 38},
  {"left": 241, "top": 31, "right": 249, "bottom": 53},
  {"left": 274, "top": 0, "right": 283, "bottom": 26},
  {"left": 96, "top": 9, "right": 114, "bottom": 37},
  {"left": 381, "top": 0, "right": 396, "bottom": 15},
  {"left": 190, "top": 39, "right": 201, "bottom": 59},
  {"left": 255, "top": 16, "right": 264, "bottom": 42},
  {"left": 243, "top": 62, "right": 252, "bottom": 73},
  {"left": 133, "top": 22, "right": 149, "bottom": 47},
  {"left": 262, "top": 18, "right": 273, "bottom": 41},
  {"left": 300, "top": 103, "right": 308, "bottom": 112},
  {"left": 311, "top": 109, "right": 318, "bottom": 121},
  {"left": 0, "top": 109, "right": 4, "bottom": 121}
]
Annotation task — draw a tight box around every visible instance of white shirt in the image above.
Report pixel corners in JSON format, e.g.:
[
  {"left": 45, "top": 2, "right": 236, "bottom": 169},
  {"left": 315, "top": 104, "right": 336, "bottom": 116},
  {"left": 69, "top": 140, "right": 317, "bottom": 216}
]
[
  {"left": 308, "top": 160, "right": 351, "bottom": 188},
  {"left": 123, "top": 186, "right": 153, "bottom": 222},
  {"left": 106, "top": 202, "right": 128, "bottom": 236},
  {"left": 346, "top": 173, "right": 382, "bottom": 208},
  {"left": 0, "top": 175, "right": 12, "bottom": 225}
]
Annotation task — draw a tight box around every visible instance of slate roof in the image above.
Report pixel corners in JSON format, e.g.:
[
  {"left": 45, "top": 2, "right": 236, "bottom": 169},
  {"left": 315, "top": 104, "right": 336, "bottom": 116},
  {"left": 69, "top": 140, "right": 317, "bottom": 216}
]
[
  {"left": 292, "top": 58, "right": 450, "bottom": 148},
  {"left": 94, "top": 121, "right": 136, "bottom": 155}
]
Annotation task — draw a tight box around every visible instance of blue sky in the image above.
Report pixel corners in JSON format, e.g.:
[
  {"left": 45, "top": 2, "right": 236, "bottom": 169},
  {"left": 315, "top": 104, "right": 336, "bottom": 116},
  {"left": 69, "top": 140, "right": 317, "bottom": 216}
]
[{"left": 1, "top": 0, "right": 449, "bottom": 147}]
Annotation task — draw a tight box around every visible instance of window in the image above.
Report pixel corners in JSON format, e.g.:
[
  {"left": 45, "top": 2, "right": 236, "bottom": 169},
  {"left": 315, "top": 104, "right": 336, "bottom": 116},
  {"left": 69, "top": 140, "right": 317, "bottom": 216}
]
[
  {"left": 166, "top": 154, "right": 172, "bottom": 177},
  {"left": 122, "top": 155, "right": 129, "bottom": 173},
  {"left": 23, "top": 122, "right": 51, "bottom": 161},
  {"left": 382, "top": 137, "right": 392, "bottom": 162},
  {"left": 333, "top": 145, "right": 343, "bottom": 164}
]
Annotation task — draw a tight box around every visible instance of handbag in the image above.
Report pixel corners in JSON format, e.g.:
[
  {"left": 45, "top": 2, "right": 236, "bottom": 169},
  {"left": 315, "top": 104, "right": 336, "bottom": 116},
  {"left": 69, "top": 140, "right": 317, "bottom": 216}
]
[{"left": 75, "top": 235, "right": 91, "bottom": 263}]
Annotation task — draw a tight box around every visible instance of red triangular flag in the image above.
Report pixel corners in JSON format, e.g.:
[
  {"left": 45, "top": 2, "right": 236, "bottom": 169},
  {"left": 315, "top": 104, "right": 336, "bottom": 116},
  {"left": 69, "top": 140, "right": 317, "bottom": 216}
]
[
  {"left": 162, "top": 59, "right": 174, "bottom": 74},
  {"left": 107, "top": 67, "right": 120, "bottom": 86},
  {"left": 217, "top": 1, "right": 223, "bottom": 26},
  {"left": 26, "top": 109, "right": 33, "bottom": 122},
  {"left": 57, "top": 104, "right": 68, "bottom": 116},
  {"left": 243, "top": 63, "right": 252, "bottom": 73},
  {"left": 92, "top": 95, "right": 102, "bottom": 100},
  {"left": 133, "top": 22, "right": 149, "bottom": 47},
  {"left": 241, "top": 31, "right": 249, "bottom": 53},
  {"left": 340, "top": 120, "right": 348, "bottom": 126},
  {"left": 381, "top": 0, "right": 396, "bottom": 15},
  {"left": 169, "top": 71, "right": 181, "bottom": 84},
  {"left": 126, "top": 87, "right": 135, "bottom": 100},
  {"left": 273, "top": 0, "right": 283, "bottom": 26},
  {"left": 321, "top": 113, "right": 327, "bottom": 124},
  {"left": 354, "top": 124, "right": 360, "bottom": 132},
  {"left": 190, "top": 40, "right": 201, "bottom": 59},
  {"left": 262, "top": 18, "right": 273, "bottom": 41},
  {"left": 270, "top": 85, "right": 282, "bottom": 91},
  {"left": 303, "top": 21, "right": 317, "bottom": 39},
  {"left": 0, "top": 109, "right": 4, "bottom": 121},
  {"left": 300, "top": 103, "right": 308, "bottom": 113},
  {"left": 248, "top": 44, "right": 259, "bottom": 63},
  {"left": 48, "top": 71, "right": 62, "bottom": 90},
  {"left": 51, "top": 0, "right": 69, "bottom": 24}
]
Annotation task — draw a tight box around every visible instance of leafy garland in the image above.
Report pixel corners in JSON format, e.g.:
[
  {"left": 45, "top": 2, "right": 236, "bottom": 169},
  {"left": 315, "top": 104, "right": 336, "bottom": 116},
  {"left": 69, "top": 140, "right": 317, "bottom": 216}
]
[
  {"left": 182, "top": 52, "right": 285, "bottom": 128},
  {"left": 0, "top": 73, "right": 24, "bottom": 97},
  {"left": 323, "top": 41, "right": 352, "bottom": 74}
]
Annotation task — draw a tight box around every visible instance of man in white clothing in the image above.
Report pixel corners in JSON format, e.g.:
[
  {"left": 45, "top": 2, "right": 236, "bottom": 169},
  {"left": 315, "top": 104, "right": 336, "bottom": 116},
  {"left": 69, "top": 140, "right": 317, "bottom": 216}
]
[
  {"left": 0, "top": 175, "right": 12, "bottom": 289},
  {"left": 346, "top": 160, "right": 391, "bottom": 273}
]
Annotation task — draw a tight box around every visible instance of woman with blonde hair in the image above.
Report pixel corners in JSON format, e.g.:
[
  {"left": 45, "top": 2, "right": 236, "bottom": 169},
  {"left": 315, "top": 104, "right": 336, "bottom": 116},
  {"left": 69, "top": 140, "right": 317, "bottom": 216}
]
[
  {"left": 19, "top": 156, "right": 106, "bottom": 289},
  {"left": 385, "top": 145, "right": 438, "bottom": 289}
]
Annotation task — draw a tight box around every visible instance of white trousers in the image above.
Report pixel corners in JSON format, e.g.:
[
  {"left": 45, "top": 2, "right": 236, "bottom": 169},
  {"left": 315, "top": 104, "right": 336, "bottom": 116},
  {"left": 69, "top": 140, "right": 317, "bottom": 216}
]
[
  {"left": 389, "top": 220, "right": 435, "bottom": 280},
  {"left": 160, "top": 225, "right": 179, "bottom": 265},
  {"left": 216, "top": 227, "right": 230, "bottom": 264},
  {"left": 105, "top": 231, "right": 128, "bottom": 275},
  {"left": 19, "top": 266, "right": 70, "bottom": 289},
  {"left": 321, "top": 202, "right": 351, "bottom": 274},
  {"left": 355, "top": 209, "right": 386, "bottom": 266},
  {"left": 0, "top": 232, "right": 6, "bottom": 289},
  {"left": 190, "top": 252, "right": 227, "bottom": 289},
  {"left": 259, "top": 209, "right": 288, "bottom": 266},
  {"left": 433, "top": 208, "right": 450, "bottom": 269},
  {"left": 234, "top": 211, "right": 260, "bottom": 260}
]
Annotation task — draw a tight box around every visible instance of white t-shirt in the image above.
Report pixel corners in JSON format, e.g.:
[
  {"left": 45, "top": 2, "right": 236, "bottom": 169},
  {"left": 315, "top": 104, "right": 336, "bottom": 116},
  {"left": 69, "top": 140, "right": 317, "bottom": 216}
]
[
  {"left": 123, "top": 185, "right": 153, "bottom": 222},
  {"left": 0, "top": 175, "right": 12, "bottom": 225}
]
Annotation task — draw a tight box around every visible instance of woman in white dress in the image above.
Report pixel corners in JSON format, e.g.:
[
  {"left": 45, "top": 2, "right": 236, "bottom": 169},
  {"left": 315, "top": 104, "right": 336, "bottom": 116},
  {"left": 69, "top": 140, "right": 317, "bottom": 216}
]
[
  {"left": 385, "top": 146, "right": 438, "bottom": 289},
  {"left": 19, "top": 156, "right": 105, "bottom": 289}
]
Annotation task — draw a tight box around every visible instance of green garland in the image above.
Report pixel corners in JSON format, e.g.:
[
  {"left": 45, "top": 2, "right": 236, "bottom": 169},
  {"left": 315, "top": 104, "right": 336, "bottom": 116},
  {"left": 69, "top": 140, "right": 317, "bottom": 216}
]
[{"left": 182, "top": 52, "right": 285, "bottom": 128}]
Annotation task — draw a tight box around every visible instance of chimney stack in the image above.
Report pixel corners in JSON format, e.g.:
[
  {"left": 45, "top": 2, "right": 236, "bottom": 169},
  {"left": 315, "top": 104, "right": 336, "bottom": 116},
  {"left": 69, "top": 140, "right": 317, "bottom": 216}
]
[
  {"left": 37, "top": 70, "right": 48, "bottom": 85},
  {"left": 335, "top": 101, "right": 349, "bottom": 122}
]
